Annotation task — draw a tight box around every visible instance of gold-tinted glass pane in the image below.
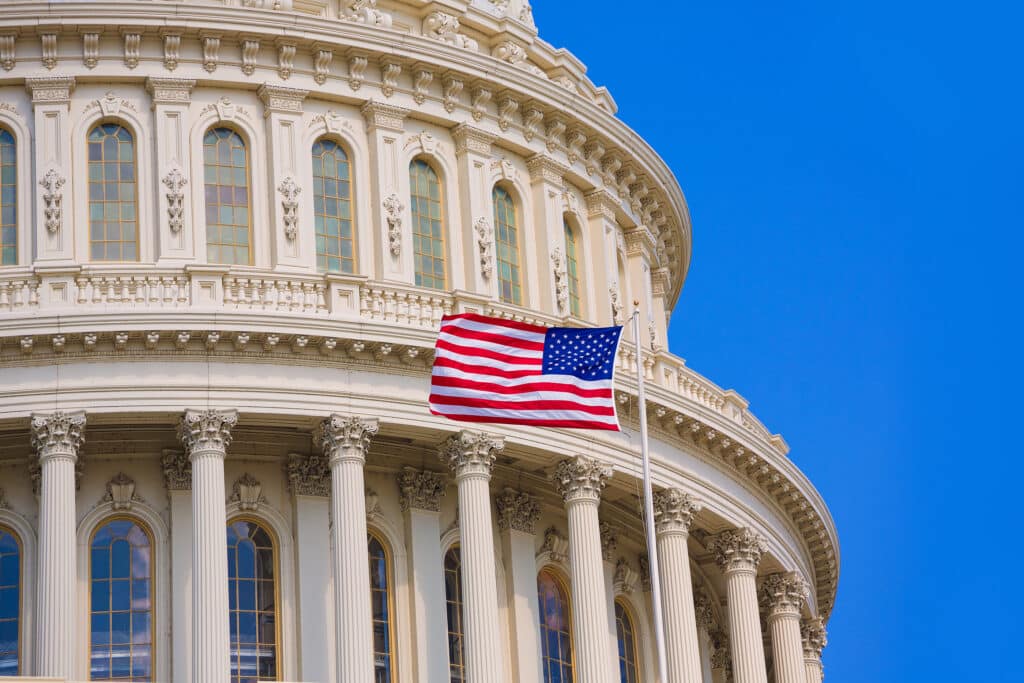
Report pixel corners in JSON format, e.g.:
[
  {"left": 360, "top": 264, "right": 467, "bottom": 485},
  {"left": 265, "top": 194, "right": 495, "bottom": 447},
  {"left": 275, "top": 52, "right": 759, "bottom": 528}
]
[
  {"left": 227, "top": 519, "right": 277, "bottom": 683},
  {"left": 409, "top": 159, "right": 446, "bottom": 289},
  {"left": 615, "top": 601, "right": 639, "bottom": 683},
  {"left": 564, "top": 222, "right": 581, "bottom": 318},
  {"left": 537, "top": 569, "right": 573, "bottom": 683},
  {"left": 444, "top": 547, "right": 464, "bottom": 683},
  {"left": 0, "top": 526, "right": 20, "bottom": 676},
  {"left": 87, "top": 124, "right": 138, "bottom": 262},
  {"left": 0, "top": 129, "right": 16, "bottom": 266},
  {"left": 204, "top": 128, "right": 252, "bottom": 265},
  {"left": 493, "top": 186, "right": 521, "bottom": 305},
  {"left": 312, "top": 139, "right": 355, "bottom": 273},
  {"left": 89, "top": 519, "right": 152, "bottom": 681},
  {"left": 368, "top": 534, "right": 393, "bottom": 683}
]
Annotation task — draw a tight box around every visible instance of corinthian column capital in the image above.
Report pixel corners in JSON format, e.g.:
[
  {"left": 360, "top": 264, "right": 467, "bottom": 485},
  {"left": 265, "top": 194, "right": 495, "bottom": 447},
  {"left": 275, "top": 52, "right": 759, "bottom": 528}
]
[
  {"left": 707, "top": 527, "right": 767, "bottom": 574},
  {"left": 552, "top": 455, "right": 611, "bottom": 504},
  {"left": 314, "top": 415, "right": 379, "bottom": 465},
  {"left": 438, "top": 430, "right": 503, "bottom": 480},
  {"left": 801, "top": 616, "right": 827, "bottom": 658},
  {"left": 760, "top": 571, "right": 810, "bottom": 618},
  {"left": 495, "top": 487, "right": 541, "bottom": 533},
  {"left": 652, "top": 488, "right": 701, "bottom": 536},
  {"left": 397, "top": 466, "right": 447, "bottom": 512},
  {"left": 178, "top": 409, "right": 238, "bottom": 457},
  {"left": 31, "top": 410, "right": 86, "bottom": 461}
]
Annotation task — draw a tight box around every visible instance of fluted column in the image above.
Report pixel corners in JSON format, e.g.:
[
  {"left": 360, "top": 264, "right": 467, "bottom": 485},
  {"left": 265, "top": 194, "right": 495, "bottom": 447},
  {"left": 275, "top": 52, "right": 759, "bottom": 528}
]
[
  {"left": 708, "top": 528, "right": 769, "bottom": 683},
  {"left": 800, "top": 617, "right": 827, "bottom": 683},
  {"left": 439, "top": 430, "right": 505, "bottom": 683},
  {"left": 553, "top": 455, "right": 613, "bottom": 683},
  {"left": 178, "top": 409, "right": 237, "bottom": 683},
  {"left": 315, "top": 415, "right": 379, "bottom": 683},
  {"left": 652, "top": 489, "right": 703, "bottom": 683},
  {"left": 31, "top": 410, "right": 86, "bottom": 678},
  {"left": 761, "top": 572, "right": 810, "bottom": 683}
]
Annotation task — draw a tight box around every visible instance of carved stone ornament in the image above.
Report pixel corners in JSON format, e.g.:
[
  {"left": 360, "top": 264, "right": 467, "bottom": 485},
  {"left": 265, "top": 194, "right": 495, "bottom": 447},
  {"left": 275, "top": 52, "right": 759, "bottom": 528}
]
[
  {"left": 801, "top": 616, "right": 827, "bottom": 658},
  {"left": 0, "top": 34, "right": 15, "bottom": 71},
  {"left": 760, "top": 571, "right": 810, "bottom": 617},
  {"left": 710, "top": 630, "right": 731, "bottom": 671},
  {"left": 39, "top": 169, "right": 66, "bottom": 234},
  {"left": 404, "top": 131, "right": 438, "bottom": 155},
  {"left": 599, "top": 522, "right": 619, "bottom": 561},
  {"left": 341, "top": 0, "right": 393, "bottom": 27},
  {"left": 177, "top": 409, "right": 238, "bottom": 456},
  {"left": 30, "top": 410, "right": 86, "bottom": 460},
  {"left": 313, "top": 48, "right": 333, "bottom": 85},
  {"left": 706, "top": 527, "right": 768, "bottom": 573},
  {"left": 365, "top": 487, "right": 381, "bottom": 520},
  {"left": 493, "top": 157, "right": 516, "bottom": 182},
  {"left": 693, "top": 587, "right": 717, "bottom": 630},
  {"left": 422, "top": 11, "right": 479, "bottom": 51},
  {"left": 552, "top": 455, "right": 611, "bottom": 504},
  {"left": 495, "top": 487, "right": 541, "bottom": 534},
  {"left": 637, "top": 554, "right": 651, "bottom": 591},
  {"left": 103, "top": 472, "right": 140, "bottom": 510},
  {"left": 286, "top": 451, "right": 329, "bottom": 497},
  {"left": 551, "top": 247, "right": 569, "bottom": 314},
  {"left": 438, "top": 430, "right": 503, "bottom": 479},
  {"left": 162, "top": 168, "right": 188, "bottom": 233},
  {"left": 609, "top": 285, "right": 624, "bottom": 325},
  {"left": 538, "top": 526, "right": 569, "bottom": 563},
  {"left": 474, "top": 217, "right": 494, "bottom": 279},
  {"left": 383, "top": 193, "right": 404, "bottom": 256},
  {"left": 277, "top": 176, "right": 301, "bottom": 240},
  {"left": 161, "top": 449, "right": 191, "bottom": 490},
  {"left": 652, "top": 488, "right": 701, "bottom": 535},
  {"left": 313, "top": 415, "right": 379, "bottom": 465},
  {"left": 163, "top": 34, "right": 181, "bottom": 71},
  {"left": 230, "top": 472, "right": 267, "bottom": 511},
  {"left": 397, "top": 466, "right": 447, "bottom": 512},
  {"left": 613, "top": 558, "right": 639, "bottom": 594}
]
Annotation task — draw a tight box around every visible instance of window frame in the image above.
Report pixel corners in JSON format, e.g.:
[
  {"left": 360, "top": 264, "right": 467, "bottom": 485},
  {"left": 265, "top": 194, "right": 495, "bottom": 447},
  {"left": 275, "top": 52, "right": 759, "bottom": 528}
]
[
  {"left": 0, "top": 127, "right": 17, "bottom": 267},
  {"left": 613, "top": 598, "right": 641, "bottom": 683},
  {"left": 367, "top": 528, "right": 398, "bottom": 683},
  {"left": 562, "top": 218, "right": 583, "bottom": 318},
  {"left": 87, "top": 515, "right": 156, "bottom": 682},
  {"left": 311, "top": 136, "right": 357, "bottom": 274},
  {"left": 0, "top": 523, "right": 22, "bottom": 677},
  {"left": 202, "top": 125, "right": 254, "bottom": 266},
  {"left": 443, "top": 543, "right": 464, "bottom": 683},
  {"left": 536, "top": 566, "right": 575, "bottom": 683},
  {"left": 226, "top": 515, "right": 281, "bottom": 683},
  {"left": 85, "top": 121, "right": 140, "bottom": 263},
  {"left": 492, "top": 184, "right": 523, "bottom": 306},
  {"left": 408, "top": 157, "right": 447, "bottom": 290}
]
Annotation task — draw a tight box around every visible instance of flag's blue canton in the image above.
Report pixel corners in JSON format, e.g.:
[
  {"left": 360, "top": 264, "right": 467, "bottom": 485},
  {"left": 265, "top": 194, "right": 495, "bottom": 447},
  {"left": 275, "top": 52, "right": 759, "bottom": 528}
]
[{"left": 541, "top": 326, "right": 622, "bottom": 381}]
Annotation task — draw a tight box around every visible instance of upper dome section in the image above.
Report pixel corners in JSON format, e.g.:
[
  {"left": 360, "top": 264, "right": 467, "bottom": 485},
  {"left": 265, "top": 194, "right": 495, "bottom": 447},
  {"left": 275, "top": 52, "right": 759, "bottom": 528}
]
[{"left": 0, "top": 0, "right": 692, "bottom": 307}]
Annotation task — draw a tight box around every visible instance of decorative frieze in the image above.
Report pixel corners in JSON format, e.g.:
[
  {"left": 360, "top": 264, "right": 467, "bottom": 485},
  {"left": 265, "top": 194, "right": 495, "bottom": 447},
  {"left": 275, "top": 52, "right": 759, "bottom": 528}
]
[
  {"left": 230, "top": 473, "right": 266, "bottom": 511},
  {"left": 452, "top": 124, "right": 494, "bottom": 156},
  {"left": 707, "top": 527, "right": 768, "bottom": 573},
  {"left": 340, "top": 0, "right": 392, "bottom": 26},
  {"left": 495, "top": 487, "right": 540, "bottom": 534},
  {"left": 26, "top": 76, "right": 75, "bottom": 105},
  {"left": 286, "top": 451, "right": 329, "bottom": 497},
  {"left": 438, "top": 430, "right": 503, "bottom": 479},
  {"left": 361, "top": 100, "right": 407, "bottom": 132},
  {"left": 146, "top": 77, "right": 195, "bottom": 106},
  {"left": 552, "top": 455, "right": 611, "bottom": 504},
  {"left": 397, "top": 466, "right": 447, "bottom": 512}
]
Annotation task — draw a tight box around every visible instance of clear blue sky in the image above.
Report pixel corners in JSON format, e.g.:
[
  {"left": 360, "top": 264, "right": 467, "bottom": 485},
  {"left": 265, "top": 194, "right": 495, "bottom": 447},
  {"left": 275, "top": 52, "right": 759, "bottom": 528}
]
[{"left": 534, "top": 2, "right": 1022, "bottom": 681}]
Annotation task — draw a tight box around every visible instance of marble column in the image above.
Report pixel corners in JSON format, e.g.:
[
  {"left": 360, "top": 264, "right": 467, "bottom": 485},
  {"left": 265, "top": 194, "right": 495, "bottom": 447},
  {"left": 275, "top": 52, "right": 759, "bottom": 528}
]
[
  {"left": 553, "top": 455, "right": 613, "bottom": 683},
  {"left": 31, "top": 410, "right": 86, "bottom": 678},
  {"left": 439, "top": 430, "right": 505, "bottom": 683},
  {"left": 178, "top": 409, "right": 238, "bottom": 683},
  {"left": 800, "top": 617, "right": 827, "bottom": 683},
  {"left": 286, "top": 451, "right": 333, "bottom": 683},
  {"left": 761, "top": 572, "right": 811, "bottom": 683},
  {"left": 397, "top": 467, "right": 449, "bottom": 683},
  {"left": 652, "top": 489, "right": 703, "bottom": 683},
  {"left": 315, "top": 415, "right": 379, "bottom": 683},
  {"left": 707, "top": 528, "right": 769, "bottom": 683},
  {"left": 495, "top": 488, "right": 544, "bottom": 683}
]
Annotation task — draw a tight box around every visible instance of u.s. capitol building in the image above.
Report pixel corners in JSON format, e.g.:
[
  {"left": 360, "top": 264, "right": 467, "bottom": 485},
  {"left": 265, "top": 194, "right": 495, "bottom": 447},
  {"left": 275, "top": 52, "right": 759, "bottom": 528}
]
[{"left": 0, "top": 1, "right": 838, "bottom": 682}]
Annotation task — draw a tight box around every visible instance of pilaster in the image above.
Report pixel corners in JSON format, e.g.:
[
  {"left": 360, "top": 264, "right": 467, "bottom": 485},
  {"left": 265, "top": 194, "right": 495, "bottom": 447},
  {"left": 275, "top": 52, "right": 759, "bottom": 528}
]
[
  {"left": 161, "top": 448, "right": 193, "bottom": 683},
  {"left": 624, "top": 226, "right": 658, "bottom": 349},
  {"left": 361, "top": 101, "right": 409, "bottom": 282},
  {"left": 495, "top": 488, "right": 543, "bottom": 683},
  {"left": 146, "top": 77, "right": 196, "bottom": 263},
  {"left": 526, "top": 154, "right": 569, "bottom": 315},
  {"left": 26, "top": 77, "right": 75, "bottom": 264},
  {"left": 258, "top": 84, "right": 309, "bottom": 271},
  {"left": 31, "top": 410, "right": 85, "bottom": 679},
  {"left": 452, "top": 124, "right": 496, "bottom": 296}
]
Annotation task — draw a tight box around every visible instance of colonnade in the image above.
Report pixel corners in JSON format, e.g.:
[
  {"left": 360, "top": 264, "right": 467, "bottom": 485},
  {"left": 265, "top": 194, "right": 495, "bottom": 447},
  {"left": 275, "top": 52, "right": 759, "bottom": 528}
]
[{"left": 27, "top": 410, "right": 826, "bottom": 683}]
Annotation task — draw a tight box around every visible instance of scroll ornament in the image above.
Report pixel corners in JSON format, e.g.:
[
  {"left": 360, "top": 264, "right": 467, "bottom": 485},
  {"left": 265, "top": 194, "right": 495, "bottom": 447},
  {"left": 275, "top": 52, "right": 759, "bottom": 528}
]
[
  {"left": 39, "top": 168, "right": 66, "bottom": 233},
  {"left": 162, "top": 168, "right": 188, "bottom": 233},
  {"left": 278, "top": 176, "right": 301, "bottom": 240},
  {"left": 383, "top": 194, "right": 404, "bottom": 256}
]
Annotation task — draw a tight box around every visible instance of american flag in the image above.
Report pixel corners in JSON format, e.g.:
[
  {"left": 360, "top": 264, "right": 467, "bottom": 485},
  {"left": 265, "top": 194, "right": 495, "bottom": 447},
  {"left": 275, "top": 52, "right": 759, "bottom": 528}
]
[{"left": 429, "top": 312, "right": 623, "bottom": 430}]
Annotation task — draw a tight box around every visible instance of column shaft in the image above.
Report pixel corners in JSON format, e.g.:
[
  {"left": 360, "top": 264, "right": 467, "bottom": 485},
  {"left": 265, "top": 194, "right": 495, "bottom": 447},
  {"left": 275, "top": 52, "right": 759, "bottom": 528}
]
[
  {"left": 725, "top": 569, "right": 768, "bottom": 683},
  {"left": 804, "top": 658, "right": 823, "bottom": 683},
  {"left": 653, "top": 490, "right": 703, "bottom": 683},
  {"left": 769, "top": 614, "right": 806, "bottom": 683},
  {"left": 566, "top": 499, "right": 611, "bottom": 683},
  {"left": 331, "top": 457, "right": 374, "bottom": 681}
]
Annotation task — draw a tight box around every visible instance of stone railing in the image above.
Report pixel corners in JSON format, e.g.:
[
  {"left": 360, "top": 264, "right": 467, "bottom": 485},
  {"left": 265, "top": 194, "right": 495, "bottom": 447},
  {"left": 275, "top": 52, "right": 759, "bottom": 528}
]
[
  {"left": 0, "top": 273, "right": 39, "bottom": 310},
  {"left": 359, "top": 282, "right": 452, "bottom": 328},
  {"left": 75, "top": 272, "right": 191, "bottom": 307},
  {"left": 222, "top": 274, "right": 327, "bottom": 313}
]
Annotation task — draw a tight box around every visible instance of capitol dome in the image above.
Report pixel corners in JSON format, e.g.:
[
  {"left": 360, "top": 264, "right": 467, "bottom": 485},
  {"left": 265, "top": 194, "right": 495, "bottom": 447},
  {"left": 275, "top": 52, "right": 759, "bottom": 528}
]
[{"left": 0, "top": 1, "right": 838, "bottom": 683}]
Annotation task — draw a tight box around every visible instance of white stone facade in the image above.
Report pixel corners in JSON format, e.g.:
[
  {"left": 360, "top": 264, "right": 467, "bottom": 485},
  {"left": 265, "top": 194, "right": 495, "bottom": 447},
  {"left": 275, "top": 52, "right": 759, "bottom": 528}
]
[{"left": 0, "top": 1, "right": 837, "bottom": 682}]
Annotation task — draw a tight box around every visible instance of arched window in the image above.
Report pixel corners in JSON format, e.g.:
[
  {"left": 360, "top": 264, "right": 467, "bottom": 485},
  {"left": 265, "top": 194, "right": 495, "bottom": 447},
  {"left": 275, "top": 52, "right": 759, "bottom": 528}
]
[
  {"left": 443, "top": 545, "right": 464, "bottom": 683},
  {"left": 537, "top": 568, "right": 573, "bottom": 683},
  {"left": 0, "top": 525, "right": 21, "bottom": 676},
  {"left": 88, "top": 123, "right": 138, "bottom": 261},
  {"left": 312, "top": 139, "right": 355, "bottom": 273},
  {"left": 0, "top": 128, "right": 16, "bottom": 266},
  {"left": 614, "top": 600, "right": 639, "bottom": 683},
  {"left": 492, "top": 186, "right": 522, "bottom": 305},
  {"left": 563, "top": 221, "right": 582, "bottom": 318},
  {"left": 227, "top": 519, "right": 278, "bottom": 682},
  {"left": 89, "top": 518, "right": 153, "bottom": 681},
  {"left": 203, "top": 127, "right": 252, "bottom": 265},
  {"left": 368, "top": 532, "right": 394, "bottom": 683},
  {"left": 409, "top": 159, "right": 446, "bottom": 289}
]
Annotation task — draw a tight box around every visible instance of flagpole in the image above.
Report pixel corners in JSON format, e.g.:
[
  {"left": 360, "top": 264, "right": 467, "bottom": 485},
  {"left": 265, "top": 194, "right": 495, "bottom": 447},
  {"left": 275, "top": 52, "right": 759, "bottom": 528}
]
[{"left": 632, "top": 304, "right": 668, "bottom": 682}]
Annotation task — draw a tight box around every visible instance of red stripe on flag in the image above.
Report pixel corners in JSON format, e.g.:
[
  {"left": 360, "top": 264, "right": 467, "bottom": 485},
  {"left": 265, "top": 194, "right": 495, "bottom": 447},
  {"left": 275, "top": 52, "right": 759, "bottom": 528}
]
[
  {"left": 429, "top": 393, "right": 617, "bottom": 416},
  {"left": 428, "top": 408, "right": 620, "bottom": 431},
  {"left": 441, "top": 312, "right": 549, "bottom": 335},
  {"left": 431, "top": 375, "right": 613, "bottom": 399}
]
